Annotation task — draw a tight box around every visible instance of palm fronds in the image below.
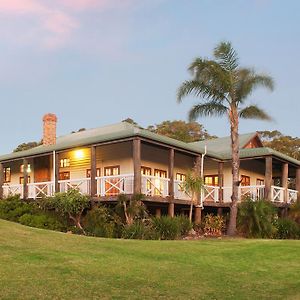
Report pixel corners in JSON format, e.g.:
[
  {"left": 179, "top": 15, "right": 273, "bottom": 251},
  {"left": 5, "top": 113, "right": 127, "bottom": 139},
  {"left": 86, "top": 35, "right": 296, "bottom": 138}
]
[
  {"left": 235, "top": 69, "right": 274, "bottom": 102},
  {"left": 239, "top": 105, "right": 272, "bottom": 120},
  {"left": 177, "top": 80, "right": 225, "bottom": 103},
  {"left": 188, "top": 102, "right": 228, "bottom": 121},
  {"left": 213, "top": 41, "right": 239, "bottom": 71}
]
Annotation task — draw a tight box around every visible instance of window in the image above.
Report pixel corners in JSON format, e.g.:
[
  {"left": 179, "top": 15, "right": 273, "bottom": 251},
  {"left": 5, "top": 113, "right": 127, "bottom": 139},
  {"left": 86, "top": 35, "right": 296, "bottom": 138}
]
[
  {"left": 86, "top": 168, "right": 101, "bottom": 178},
  {"left": 20, "top": 164, "right": 31, "bottom": 173},
  {"left": 104, "top": 166, "right": 120, "bottom": 176},
  {"left": 59, "top": 172, "right": 70, "bottom": 180},
  {"left": 257, "top": 178, "right": 264, "bottom": 186},
  {"left": 19, "top": 176, "right": 30, "bottom": 184},
  {"left": 141, "top": 166, "right": 151, "bottom": 176},
  {"left": 60, "top": 158, "right": 70, "bottom": 168},
  {"left": 204, "top": 175, "right": 219, "bottom": 186},
  {"left": 176, "top": 173, "right": 186, "bottom": 182},
  {"left": 4, "top": 167, "right": 11, "bottom": 183},
  {"left": 241, "top": 175, "right": 250, "bottom": 186},
  {"left": 176, "top": 173, "right": 186, "bottom": 192},
  {"left": 154, "top": 169, "right": 167, "bottom": 178}
]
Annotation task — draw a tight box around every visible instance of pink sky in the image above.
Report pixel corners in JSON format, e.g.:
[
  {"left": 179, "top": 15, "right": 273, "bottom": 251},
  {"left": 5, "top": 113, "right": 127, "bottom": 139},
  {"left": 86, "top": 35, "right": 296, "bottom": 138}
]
[{"left": 0, "top": 0, "right": 134, "bottom": 49}]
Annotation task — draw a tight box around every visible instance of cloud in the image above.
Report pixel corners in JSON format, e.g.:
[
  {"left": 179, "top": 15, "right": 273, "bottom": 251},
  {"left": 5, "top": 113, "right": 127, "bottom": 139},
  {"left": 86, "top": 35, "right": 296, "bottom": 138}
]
[
  {"left": 0, "top": 0, "right": 77, "bottom": 49},
  {"left": 0, "top": 0, "right": 44, "bottom": 14},
  {"left": 0, "top": 0, "right": 135, "bottom": 50}
]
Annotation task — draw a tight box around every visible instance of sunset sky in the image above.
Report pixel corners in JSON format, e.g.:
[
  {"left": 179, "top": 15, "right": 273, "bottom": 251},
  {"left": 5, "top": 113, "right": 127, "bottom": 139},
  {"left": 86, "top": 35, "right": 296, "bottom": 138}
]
[{"left": 0, "top": 0, "right": 299, "bottom": 153}]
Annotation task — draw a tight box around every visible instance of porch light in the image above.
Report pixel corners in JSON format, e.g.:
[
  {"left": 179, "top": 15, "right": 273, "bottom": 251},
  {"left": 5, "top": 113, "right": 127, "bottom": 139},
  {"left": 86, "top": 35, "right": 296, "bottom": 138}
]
[{"left": 74, "top": 149, "right": 85, "bottom": 160}]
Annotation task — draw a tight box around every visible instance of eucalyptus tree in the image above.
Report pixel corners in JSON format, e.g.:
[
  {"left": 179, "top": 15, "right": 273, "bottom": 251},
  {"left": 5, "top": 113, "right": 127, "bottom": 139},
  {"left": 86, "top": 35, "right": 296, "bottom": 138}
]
[{"left": 177, "top": 42, "right": 274, "bottom": 235}]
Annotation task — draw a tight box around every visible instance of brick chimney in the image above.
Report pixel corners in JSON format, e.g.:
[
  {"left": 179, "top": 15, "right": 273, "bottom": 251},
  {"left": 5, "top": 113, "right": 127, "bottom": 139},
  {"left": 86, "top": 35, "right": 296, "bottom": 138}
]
[{"left": 43, "top": 113, "right": 57, "bottom": 146}]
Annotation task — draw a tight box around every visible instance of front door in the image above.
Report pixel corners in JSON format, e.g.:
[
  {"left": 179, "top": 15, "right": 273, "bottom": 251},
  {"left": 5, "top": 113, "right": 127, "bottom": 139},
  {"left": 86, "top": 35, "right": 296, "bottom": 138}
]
[
  {"left": 34, "top": 156, "right": 51, "bottom": 183},
  {"left": 154, "top": 169, "right": 167, "bottom": 196},
  {"left": 104, "top": 166, "right": 120, "bottom": 196},
  {"left": 141, "top": 166, "right": 152, "bottom": 195}
]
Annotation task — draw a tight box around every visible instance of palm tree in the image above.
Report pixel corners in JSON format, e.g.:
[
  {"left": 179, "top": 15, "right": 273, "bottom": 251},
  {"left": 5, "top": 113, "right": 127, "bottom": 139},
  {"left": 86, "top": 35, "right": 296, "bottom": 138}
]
[
  {"left": 183, "top": 170, "right": 203, "bottom": 221},
  {"left": 177, "top": 41, "right": 274, "bottom": 235}
]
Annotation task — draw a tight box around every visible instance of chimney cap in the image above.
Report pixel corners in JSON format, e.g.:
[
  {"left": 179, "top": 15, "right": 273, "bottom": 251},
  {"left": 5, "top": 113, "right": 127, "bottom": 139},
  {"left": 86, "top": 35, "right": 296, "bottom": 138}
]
[{"left": 43, "top": 113, "right": 57, "bottom": 122}]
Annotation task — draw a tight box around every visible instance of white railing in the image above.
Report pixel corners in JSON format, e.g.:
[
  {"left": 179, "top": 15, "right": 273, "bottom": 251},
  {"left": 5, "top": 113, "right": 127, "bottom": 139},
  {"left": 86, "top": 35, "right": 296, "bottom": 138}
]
[
  {"left": 2, "top": 184, "right": 23, "bottom": 199},
  {"left": 174, "top": 182, "right": 219, "bottom": 203},
  {"left": 174, "top": 180, "right": 190, "bottom": 200},
  {"left": 239, "top": 185, "right": 265, "bottom": 201},
  {"left": 28, "top": 181, "right": 54, "bottom": 199},
  {"left": 2, "top": 179, "right": 298, "bottom": 204},
  {"left": 59, "top": 178, "right": 91, "bottom": 195},
  {"left": 222, "top": 185, "right": 265, "bottom": 202},
  {"left": 287, "top": 189, "right": 298, "bottom": 204},
  {"left": 222, "top": 185, "right": 297, "bottom": 203},
  {"left": 96, "top": 174, "right": 134, "bottom": 197},
  {"left": 222, "top": 187, "right": 233, "bottom": 203},
  {"left": 203, "top": 185, "right": 219, "bottom": 202},
  {"left": 141, "top": 175, "right": 169, "bottom": 197},
  {"left": 271, "top": 186, "right": 285, "bottom": 203}
]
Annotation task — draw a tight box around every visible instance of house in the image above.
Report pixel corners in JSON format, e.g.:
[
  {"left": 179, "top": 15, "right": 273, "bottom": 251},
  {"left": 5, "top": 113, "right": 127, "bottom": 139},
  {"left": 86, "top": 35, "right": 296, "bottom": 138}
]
[{"left": 0, "top": 113, "right": 299, "bottom": 219}]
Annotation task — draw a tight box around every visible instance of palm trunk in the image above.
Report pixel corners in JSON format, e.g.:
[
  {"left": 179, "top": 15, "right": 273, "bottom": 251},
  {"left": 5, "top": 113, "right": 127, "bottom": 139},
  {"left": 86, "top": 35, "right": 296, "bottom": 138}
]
[{"left": 227, "top": 108, "right": 240, "bottom": 236}]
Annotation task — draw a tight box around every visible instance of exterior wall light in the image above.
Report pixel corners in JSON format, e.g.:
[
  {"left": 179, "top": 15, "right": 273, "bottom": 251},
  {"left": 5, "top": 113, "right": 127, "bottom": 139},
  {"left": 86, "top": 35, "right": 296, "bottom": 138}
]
[{"left": 74, "top": 150, "right": 85, "bottom": 160}]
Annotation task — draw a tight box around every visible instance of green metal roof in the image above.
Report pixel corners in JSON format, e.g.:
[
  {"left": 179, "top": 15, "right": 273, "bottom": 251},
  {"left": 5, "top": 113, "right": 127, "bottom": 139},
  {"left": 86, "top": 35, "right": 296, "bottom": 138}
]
[
  {"left": 236, "top": 147, "right": 300, "bottom": 166},
  {"left": 0, "top": 122, "right": 211, "bottom": 162},
  {"left": 0, "top": 122, "right": 299, "bottom": 166},
  {"left": 189, "top": 132, "right": 259, "bottom": 153},
  {"left": 0, "top": 122, "right": 137, "bottom": 161}
]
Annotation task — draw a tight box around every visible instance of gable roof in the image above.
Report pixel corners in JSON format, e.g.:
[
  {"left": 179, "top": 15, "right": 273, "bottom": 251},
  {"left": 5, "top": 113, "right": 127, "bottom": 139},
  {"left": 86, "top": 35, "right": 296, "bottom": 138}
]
[
  {"left": 0, "top": 122, "right": 299, "bottom": 166},
  {"left": 189, "top": 132, "right": 260, "bottom": 154}
]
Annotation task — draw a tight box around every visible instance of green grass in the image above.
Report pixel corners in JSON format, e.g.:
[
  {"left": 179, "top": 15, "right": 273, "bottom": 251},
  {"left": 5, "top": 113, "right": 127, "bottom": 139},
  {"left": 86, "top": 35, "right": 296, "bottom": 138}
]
[{"left": 1, "top": 220, "right": 300, "bottom": 300}]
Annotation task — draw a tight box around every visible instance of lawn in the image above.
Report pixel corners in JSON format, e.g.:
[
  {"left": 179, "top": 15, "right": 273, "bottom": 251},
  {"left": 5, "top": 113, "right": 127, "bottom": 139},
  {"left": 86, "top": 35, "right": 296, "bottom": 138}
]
[{"left": 0, "top": 219, "right": 300, "bottom": 300}]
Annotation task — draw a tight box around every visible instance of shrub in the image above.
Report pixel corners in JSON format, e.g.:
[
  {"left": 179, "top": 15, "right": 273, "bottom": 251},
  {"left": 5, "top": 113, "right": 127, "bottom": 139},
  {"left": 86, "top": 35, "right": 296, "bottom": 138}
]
[
  {"left": 275, "top": 218, "right": 300, "bottom": 239},
  {"left": 177, "top": 215, "right": 193, "bottom": 236},
  {"left": 19, "top": 213, "right": 66, "bottom": 231},
  {"left": 238, "top": 198, "right": 277, "bottom": 238},
  {"left": 0, "top": 196, "right": 37, "bottom": 222},
  {"left": 152, "top": 216, "right": 192, "bottom": 240},
  {"left": 83, "top": 205, "right": 115, "bottom": 238},
  {"left": 121, "top": 220, "right": 157, "bottom": 240},
  {"left": 41, "top": 189, "right": 90, "bottom": 234},
  {"left": 289, "top": 200, "right": 300, "bottom": 224},
  {"left": 202, "top": 214, "right": 225, "bottom": 237}
]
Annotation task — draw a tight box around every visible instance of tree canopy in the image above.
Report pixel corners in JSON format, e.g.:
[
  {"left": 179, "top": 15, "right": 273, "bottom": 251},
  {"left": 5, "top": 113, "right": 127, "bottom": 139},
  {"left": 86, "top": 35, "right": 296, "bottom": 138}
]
[
  {"left": 147, "top": 120, "right": 216, "bottom": 142},
  {"left": 259, "top": 130, "right": 300, "bottom": 160},
  {"left": 13, "top": 141, "right": 41, "bottom": 153},
  {"left": 122, "top": 118, "right": 139, "bottom": 126}
]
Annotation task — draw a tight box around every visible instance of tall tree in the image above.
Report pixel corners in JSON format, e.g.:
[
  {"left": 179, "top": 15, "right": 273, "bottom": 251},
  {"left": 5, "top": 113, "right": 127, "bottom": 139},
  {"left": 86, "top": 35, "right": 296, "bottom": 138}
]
[
  {"left": 177, "top": 41, "right": 274, "bottom": 236},
  {"left": 148, "top": 120, "right": 216, "bottom": 142}
]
